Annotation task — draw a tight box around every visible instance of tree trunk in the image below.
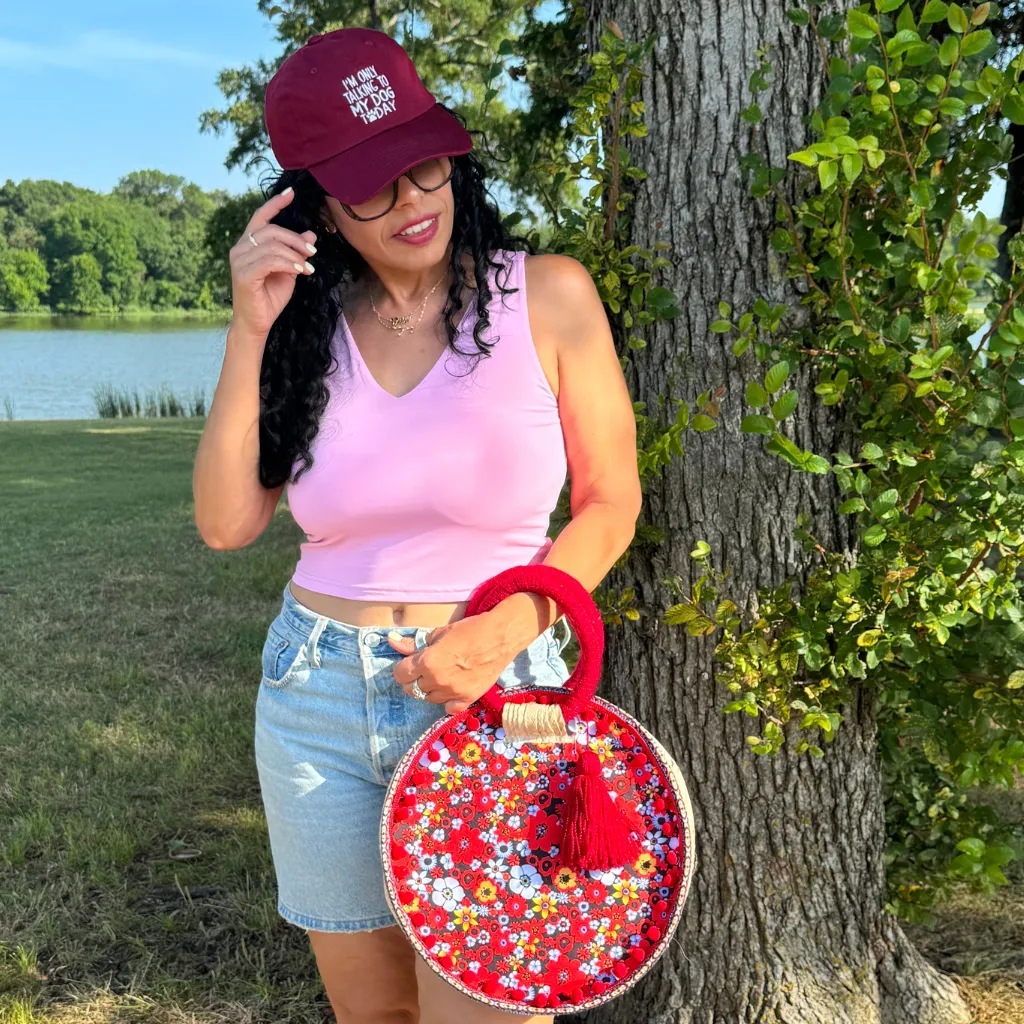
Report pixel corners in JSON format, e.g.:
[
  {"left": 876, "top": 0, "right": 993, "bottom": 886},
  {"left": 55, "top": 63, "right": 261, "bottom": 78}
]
[{"left": 562, "top": 1, "right": 973, "bottom": 1021}]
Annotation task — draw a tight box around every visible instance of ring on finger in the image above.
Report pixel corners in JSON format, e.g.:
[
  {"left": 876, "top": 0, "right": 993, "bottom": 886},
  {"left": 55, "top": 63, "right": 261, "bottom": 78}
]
[
  {"left": 410, "top": 679, "right": 428, "bottom": 701},
  {"left": 248, "top": 232, "right": 259, "bottom": 247}
]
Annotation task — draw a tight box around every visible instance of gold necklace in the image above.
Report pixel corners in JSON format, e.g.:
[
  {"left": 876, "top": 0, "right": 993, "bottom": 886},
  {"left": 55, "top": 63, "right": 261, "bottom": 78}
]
[{"left": 370, "top": 268, "right": 449, "bottom": 336}]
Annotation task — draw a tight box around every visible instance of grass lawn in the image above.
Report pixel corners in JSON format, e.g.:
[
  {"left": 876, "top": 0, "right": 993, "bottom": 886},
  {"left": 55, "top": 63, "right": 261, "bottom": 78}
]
[{"left": 0, "top": 418, "right": 1021, "bottom": 1023}]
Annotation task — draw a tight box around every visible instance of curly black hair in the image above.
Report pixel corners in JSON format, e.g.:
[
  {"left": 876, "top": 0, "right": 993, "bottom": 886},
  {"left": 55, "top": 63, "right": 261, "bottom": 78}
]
[{"left": 256, "top": 106, "right": 537, "bottom": 490}]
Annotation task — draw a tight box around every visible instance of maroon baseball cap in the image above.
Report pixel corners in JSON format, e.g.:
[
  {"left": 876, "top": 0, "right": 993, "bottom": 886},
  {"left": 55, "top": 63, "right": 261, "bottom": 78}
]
[{"left": 264, "top": 27, "right": 473, "bottom": 206}]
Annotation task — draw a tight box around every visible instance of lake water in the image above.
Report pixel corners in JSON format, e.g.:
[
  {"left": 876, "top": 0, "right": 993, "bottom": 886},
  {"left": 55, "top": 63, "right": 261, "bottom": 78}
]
[
  {"left": 0, "top": 317, "right": 230, "bottom": 421},
  {"left": 0, "top": 316, "right": 993, "bottom": 422}
]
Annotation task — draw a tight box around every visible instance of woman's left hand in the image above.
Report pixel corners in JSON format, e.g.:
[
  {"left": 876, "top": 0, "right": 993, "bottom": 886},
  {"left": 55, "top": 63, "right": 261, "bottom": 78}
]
[{"left": 388, "top": 613, "right": 516, "bottom": 715}]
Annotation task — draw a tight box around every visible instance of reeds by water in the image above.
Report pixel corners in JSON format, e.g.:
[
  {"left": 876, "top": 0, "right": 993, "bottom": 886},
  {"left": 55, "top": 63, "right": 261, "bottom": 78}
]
[{"left": 91, "top": 383, "right": 207, "bottom": 418}]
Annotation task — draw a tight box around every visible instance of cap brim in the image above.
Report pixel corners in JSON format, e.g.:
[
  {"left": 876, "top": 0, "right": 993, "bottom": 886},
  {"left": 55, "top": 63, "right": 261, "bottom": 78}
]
[{"left": 307, "top": 103, "right": 473, "bottom": 206}]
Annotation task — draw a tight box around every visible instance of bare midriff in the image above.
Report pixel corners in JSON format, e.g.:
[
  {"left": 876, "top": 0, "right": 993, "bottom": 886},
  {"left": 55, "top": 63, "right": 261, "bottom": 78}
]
[{"left": 287, "top": 583, "right": 471, "bottom": 628}]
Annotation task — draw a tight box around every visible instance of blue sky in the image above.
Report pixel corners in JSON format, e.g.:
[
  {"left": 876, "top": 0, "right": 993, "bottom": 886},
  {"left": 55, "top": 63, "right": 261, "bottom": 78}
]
[
  {"left": 0, "top": 1, "right": 1007, "bottom": 219},
  {"left": 0, "top": 0, "right": 281, "bottom": 196}
]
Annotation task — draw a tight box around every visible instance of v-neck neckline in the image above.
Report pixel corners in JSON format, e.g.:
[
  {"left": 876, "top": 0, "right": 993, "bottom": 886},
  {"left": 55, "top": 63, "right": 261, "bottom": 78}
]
[{"left": 340, "top": 288, "right": 482, "bottom": 402}]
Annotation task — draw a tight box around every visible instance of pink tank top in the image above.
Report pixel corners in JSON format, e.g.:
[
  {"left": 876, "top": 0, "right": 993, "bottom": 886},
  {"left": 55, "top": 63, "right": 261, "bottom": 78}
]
[{"left": 286, "top": 247, "right": 568, "bottom": 602}]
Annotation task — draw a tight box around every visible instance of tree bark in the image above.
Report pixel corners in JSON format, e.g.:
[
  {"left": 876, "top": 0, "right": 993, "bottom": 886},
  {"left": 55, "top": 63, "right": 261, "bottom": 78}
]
[{"left": 562, "top": 1, "right": 973, "bottom": 1021}]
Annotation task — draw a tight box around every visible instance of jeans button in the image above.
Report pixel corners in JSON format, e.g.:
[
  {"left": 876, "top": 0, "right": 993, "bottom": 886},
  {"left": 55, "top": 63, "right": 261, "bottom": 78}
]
[{"left": 365, "top": 632, "right": 381, "bottom": 646}]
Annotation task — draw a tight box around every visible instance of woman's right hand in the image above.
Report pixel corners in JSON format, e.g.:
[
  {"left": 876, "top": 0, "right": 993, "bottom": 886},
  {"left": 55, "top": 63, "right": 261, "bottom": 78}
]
[{"left": 229, "top": 187, "right": 319, "bottom": 339}]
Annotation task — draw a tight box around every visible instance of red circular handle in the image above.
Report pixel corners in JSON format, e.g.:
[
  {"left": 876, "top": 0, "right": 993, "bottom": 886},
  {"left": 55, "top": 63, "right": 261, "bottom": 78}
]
[{"left": 464, "top": 564, "right": 605, "bottom": 723}]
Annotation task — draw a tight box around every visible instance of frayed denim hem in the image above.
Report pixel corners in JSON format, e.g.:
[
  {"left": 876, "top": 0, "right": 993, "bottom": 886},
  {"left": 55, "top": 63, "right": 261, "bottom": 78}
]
[{"left": 278, "top": 900, "right": 398, "bottom": 934}]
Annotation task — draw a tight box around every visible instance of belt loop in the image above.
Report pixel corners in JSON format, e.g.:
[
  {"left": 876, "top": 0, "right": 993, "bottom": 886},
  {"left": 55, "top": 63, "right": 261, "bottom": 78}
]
[
  {"left": 308, "top": 615, "right": 329, "bottom": 668},
  {"left": 556, "top": 614, "right": 571, "bottom": 652}
]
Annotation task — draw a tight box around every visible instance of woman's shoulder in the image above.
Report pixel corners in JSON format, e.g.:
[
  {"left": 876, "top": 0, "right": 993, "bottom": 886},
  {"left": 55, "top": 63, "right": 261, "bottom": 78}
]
[{"left": 521, "top": 252, "right": 595, "bottom": 315}]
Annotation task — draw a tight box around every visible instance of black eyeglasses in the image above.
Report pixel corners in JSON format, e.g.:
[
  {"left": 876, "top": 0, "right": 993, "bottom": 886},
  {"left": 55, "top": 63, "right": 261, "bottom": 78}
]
[{"left": 340, "top": 156, "right": 454, "bottom": 222}]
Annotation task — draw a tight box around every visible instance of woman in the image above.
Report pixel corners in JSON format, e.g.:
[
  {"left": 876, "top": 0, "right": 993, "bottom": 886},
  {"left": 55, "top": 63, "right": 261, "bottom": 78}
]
[{"left": 193, "top": 26, "right": 642, "bottom": 1024}]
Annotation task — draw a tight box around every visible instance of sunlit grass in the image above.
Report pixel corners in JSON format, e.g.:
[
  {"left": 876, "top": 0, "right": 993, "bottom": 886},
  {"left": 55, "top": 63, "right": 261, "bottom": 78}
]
[{"left": 0, "top": 417, "right": 1019, "bottom": 1022}]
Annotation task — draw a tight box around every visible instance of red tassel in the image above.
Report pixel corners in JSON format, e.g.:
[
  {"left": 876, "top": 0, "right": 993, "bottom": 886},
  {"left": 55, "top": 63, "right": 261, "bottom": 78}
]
[{"left": 559, "top": 748, "right": 642, "bottom": 871}]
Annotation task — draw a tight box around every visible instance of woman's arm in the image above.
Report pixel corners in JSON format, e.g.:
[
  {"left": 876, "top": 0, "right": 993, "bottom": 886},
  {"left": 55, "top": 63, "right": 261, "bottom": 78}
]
[
  {"left": 193, "top": 188, "right": 319, "bottom": 550},
  {"left": 490, "top": 254, "right": 643, "bottom": 651},
  {"left": 192, "top": 321, "right": 283, "bottom": 549}
]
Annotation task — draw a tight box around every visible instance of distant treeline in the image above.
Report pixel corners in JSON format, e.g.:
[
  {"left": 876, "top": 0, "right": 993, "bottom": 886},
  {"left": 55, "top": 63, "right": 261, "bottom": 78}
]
[{"left": 0, "top": 170, "right": 263, "bottom": 314}]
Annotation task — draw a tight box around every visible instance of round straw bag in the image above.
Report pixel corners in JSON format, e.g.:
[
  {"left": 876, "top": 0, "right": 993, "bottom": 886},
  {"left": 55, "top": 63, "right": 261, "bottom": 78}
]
[{"left": 380, "top": 564, "right": 696, "bottom": 1014}]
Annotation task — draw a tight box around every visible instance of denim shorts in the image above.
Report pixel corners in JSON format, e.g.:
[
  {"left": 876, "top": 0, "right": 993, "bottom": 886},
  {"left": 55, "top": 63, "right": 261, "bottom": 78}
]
[{"left": 254, "top": 580, "right": 574, "bottom": 933}]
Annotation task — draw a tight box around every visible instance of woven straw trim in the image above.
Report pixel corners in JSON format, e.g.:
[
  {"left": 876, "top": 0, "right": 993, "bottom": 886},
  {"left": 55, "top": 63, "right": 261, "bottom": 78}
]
[{"left": 379, "top": 694, "right": 697, "bottom": 1015}]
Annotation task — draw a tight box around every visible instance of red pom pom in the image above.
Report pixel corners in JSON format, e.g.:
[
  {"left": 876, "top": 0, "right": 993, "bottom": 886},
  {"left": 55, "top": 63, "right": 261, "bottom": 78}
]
[
  {"left": 647, "top": 926, "right": 662, "bottom": 942},
  {"left": 613, "top": 962, "right": 629, "bottom": 979}
]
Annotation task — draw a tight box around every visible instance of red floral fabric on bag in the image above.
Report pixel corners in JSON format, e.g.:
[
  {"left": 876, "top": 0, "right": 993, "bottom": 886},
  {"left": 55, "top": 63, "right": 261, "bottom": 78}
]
[{"left": 383, "top": 698, "right": 691, "bottom": 1012}]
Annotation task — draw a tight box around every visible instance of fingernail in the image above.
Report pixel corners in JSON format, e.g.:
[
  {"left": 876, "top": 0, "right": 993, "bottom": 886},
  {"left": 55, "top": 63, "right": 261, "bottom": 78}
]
[
  {"left": 293, "top": 262, "right": 304, "bottom": 272},
  {"left": 305, "top": 242, "right": 317, "bottom": 253},
  {"left": 304, "top": 261, "right": 315, "bottom": 273},
  {"left": 387, "top": 630, "right": 404, "bottom": 643},
  {"left": 283, "top": 185, "right": 293, "bottom": 194}
]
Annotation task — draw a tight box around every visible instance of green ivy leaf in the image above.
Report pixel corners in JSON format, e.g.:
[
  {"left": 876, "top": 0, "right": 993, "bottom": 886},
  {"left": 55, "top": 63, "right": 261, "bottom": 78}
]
[
  {"left": 746, "top": 381, "right": 769, "bottom": 408},
  {"left": 818, "top": 159, "right": 838, "bottom": 190},
  {"left": 692, "top": 414, "right": 716, "bottom": 431},
  {"left": 742, "top": 414, "right": 775, "bottom": 435},
  {"left": 864, "top": 524, "right": 888, "bottom": 546},
  {"left": 956, "top": 837, "right": 985, "bottom": 858},
  {"left": 1003, "top": 91, "right": 1024, "bottom": 125},
  {"left": 919, "top": 0, "right": 949, "bottom": 22},
  {"left": 664, "top": 602, "right": 698, "bottom": 624},
  {"left": 848, "top": 9, "right": 881, "bottom": 37},
  {"left": 960, "top": 28, "right": 993, "bottom": 55},
  {"left": 946, "top": 2, "right": 969, "bottom": 32},
  {"left": 839, "top": 497, "right": 867, "bottom": 513},
  {"left": 771, "top": 391, "right": 799, "bottom": 419},
  {"left": 764, "top": 361, "right": 791, "bottom": 393},
  {"left": 690, "top": 540, "right": 711, "bottom": 559},
  {"left": 891, "top": 315, "right": 911, "bottom": 342},
  {"left": 871, "top": 489, "right": 900, "bottom": 515}
]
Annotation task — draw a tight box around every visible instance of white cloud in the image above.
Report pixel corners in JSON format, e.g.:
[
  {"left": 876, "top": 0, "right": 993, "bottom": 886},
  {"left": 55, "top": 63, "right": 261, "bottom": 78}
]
[{"left": 0, "top": 29, "right": 233, "bottom": 72}]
